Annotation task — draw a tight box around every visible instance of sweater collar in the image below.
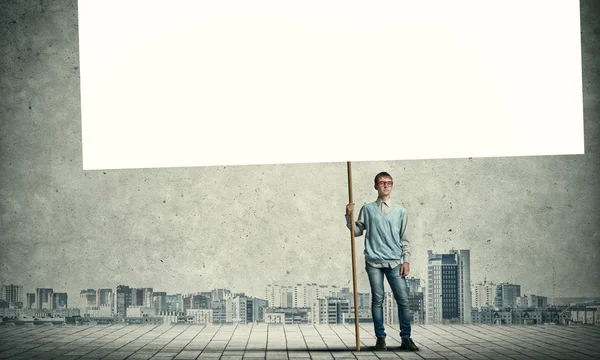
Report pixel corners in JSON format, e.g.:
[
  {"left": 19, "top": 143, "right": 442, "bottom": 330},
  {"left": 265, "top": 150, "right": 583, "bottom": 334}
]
[{"left": 376, "top": 198, "right": 392, "bottom": 207}]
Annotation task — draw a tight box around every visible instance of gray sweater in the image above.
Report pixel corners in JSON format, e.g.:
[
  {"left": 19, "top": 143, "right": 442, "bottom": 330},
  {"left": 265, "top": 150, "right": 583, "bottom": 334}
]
[{"left": 345, "top": 199, "right": 411, "bottom": 267}]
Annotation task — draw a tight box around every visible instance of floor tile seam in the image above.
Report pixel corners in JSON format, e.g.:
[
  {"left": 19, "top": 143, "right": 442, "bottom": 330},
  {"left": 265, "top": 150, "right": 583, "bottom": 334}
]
[
  {"left": 283, "top": 322, "right": 293, "bottom": 358},
  {"left": 311, "top": 324, "right": 339, "bottom": 358},
  {"left": 105, "top": 324, "right": 176, "bottom": 360},
  {"left": 70, "top": 325, "right": 152, "bottom": 357},
  {"left": 448, "top": 324, "right": 527, "bottom": 338},
  {"left": 429, "top": 325, "right": 483, "bottom": 340},
  {"left": 404, "top": 327, "right": 467, "bottom": 357},
  {"left": 340, "top": 323, "right": 372, "bottom": 350},
  {"left": 4, "top": 325, "right": 600, "bottom": 358},
  {"left": 355, "top": 323, "right": 391, "bottom": 360},
  {"left": 237, "top": 323, "right": 255, "bottom": 356},
  {"left": 85, "top": 323, "right": 162, "bottom": 360},
  {"left": 553, "top": 330, "right": 600, "bottom": 343},
  {"left": 467, "top": 325, "right": 539, "bottom": 338},
  {"left": 502, "top": 352, "right": 572, "bottom": 360},
  {"left": 0, "top": 325, "right": 57, "bottom": 343},
  {"left": 81, "top": 325, "right": 151, "bottom": 347},
  {"left": 459, "top": 326, "right": 600, "bottom": 356},
  {"left": 197, "top": 323, "right": 228, "bottom": 358},
  {"left": 356, "top": 323, "right": 380, "bottom": 352},
  {"left": 418, "top": 325, "right": 454, "bottom": 337},
  {"left": 453, "top": 325, "right": 600, "bottom": 360},
  {"left": 134, "top": 324, "right": 196, "bottom": 359},
  {"left": 265, "top": 325, "right": 286, "bottom": 351},
  {"left": 515, "top": 326, "right": 565, "bottom": 335},
  {"left": 171, "top": 324, "right": 206, "bottom": 356},
  {"left": 482, "top": 329, "right": 546, "bottom": 341},
  {"left": 296, "top": 323, "right": 315, "bottom": 360},
  {"left": 1, "top": 321, "right": 127, "bottom": 359},
  {"left": 0, "top": 327, "right": 39, "bottom": 340},
  {"left": 0, "top": 334, "right": 57, "bottom": 350},
  {"left": 450, "top": 325, "right": 513, "bottom": 337},
  {"left": 432, "top": 325, "right": 535, "bottom": 359},
  {"left": 327, "top": 324, "right": 357, "bottom": 359}
]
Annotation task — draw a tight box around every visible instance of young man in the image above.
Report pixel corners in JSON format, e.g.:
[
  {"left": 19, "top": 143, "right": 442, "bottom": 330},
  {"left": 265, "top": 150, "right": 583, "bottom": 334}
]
[{"left": 345, "top": 171, "right": 418, "bottom": 351}]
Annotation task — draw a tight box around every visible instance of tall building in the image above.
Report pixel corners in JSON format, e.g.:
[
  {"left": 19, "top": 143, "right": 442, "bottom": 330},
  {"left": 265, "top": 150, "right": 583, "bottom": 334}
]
[
  {"left": 293, "top": 283, "right": 338, "bottom": 309},
  {"left": 515, "top": 294, "right": 547, "bottom": 309},
  {"left": 409, "top": 291, "right": 426, "bottom": 324},
  {"left": 247, "top": 298, "right": 268, "bottom": 323},
  {"left": 327, "top": 298, "right": 350, "bottom": 324},
  {"left": 338, "top": 288, "right": 351, "bottom": 300},
  {"left": 1, "top": 284, "right": 24, "bottom": 308},
  {"left": 427, "top": 250, "right": 472, "bottom": 324},
  {"left": 97, "top": 289, "right": 113, "bottom": 307},
  {"left": 211, "top": 289, "right": 231, "bottom": 302},
  {"left": 26, "top": 293, "right": 35, "bottom": 309},
  {"left": 116, "top": 285, "right": 132, "bottom": 317},
  {"left": 130, "top": 288, "right": 144, "bottom": 306},
  {"left": 211, "top": 300, "right": 227, "bottom": 324},
  {"left": 183, "top": 294, "right": 194, "bottom": 311},
  {"left": 356, "top": 293, "right": 371, "bottom": 311},
  {"left": 472, "top": 280, "right": 497, "bottom": 309},
  {"left": 166, "top": 294, "right": 183, "bottom": 312},
  {"left": 227, "top": 295, "right": 249, "bottom": 323},
  {"left": 80, "top": 289, "right": 97, "bottom": 307},
  {"left": 36, "top": 288, "right": 53, "bottom": 309},
  {"left": 52, "top": 293, "right": 68, "bottom": 309},
  {"left": 313, "top": 298, "right": 349, "bottom": 324},
  {"left": 265, "top": 285, "right": 279, "bottom": 307},
  {"left": 265, "top": 284, "right": 293, "bottom": 308},
  {"left": 186, "top": 309, "right": 213, "bottom": 324},
  {"left": 267, "top": 283, "right": 338, "bottom": 309},
  {"left": 405, "top": 277, "right": 422, "bottom": 294},
  {"left": 496, "top": 283, "right": 521, "bottom": 309},
  {"left": 453, "top": 249, "right": 471, "bottom": 323},
  {"left": 383, "top": 280, "right": 426, "bottom": 325},
  {"left": 384, "top": 291, "right": 399, "bottom": 326},
  {"left": 153, "top": 292, "right": 167, "bottom": 314},
  {"left": 316, "top": 285, "right": 339, "bottom": 301},
  {"left": 193, "top": 295, "right": 210, "bottom": 309},
  {"left": 336, "top": 288, "right": 369, "bottom": 314},
  {"left": 292, "top": 284, "right": 309, "bottom": 308},
  {"left": 142, "top": 288, "right": 153, "bottom": 308},
  {"left": 405, "top": 278, "right": 427, "bottom": 325},
  {"left": 167, "top": 294, "right": 183, "bottom": 312},
  {"left": 199, "top": 292, "right": 212, "bottom": 301}
]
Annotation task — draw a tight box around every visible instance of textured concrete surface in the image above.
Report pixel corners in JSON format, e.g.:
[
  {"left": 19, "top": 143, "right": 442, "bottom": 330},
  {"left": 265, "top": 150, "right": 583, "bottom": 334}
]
[
  {"left": 0, "top": 1, "right": 599, "bottom": 300},
  {"left": 1, "top": 324, "right": 600, "bottom": 360}
]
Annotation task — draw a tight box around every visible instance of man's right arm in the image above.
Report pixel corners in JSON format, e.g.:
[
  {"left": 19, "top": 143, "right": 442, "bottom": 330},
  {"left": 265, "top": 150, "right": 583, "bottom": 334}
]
[{"left": 345, "top": 203, "right": 365, "bottom": 237}]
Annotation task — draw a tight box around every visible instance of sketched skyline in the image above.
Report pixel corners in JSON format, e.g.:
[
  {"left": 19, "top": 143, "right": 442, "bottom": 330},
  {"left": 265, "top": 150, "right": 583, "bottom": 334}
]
[{"left": 1, "top": 1, "right": 599, "bottom": 303}]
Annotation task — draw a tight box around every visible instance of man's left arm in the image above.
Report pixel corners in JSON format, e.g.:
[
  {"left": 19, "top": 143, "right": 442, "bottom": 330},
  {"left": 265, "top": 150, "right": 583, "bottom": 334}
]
[{"left": 400, "top": 212, "right": 411, "bottom": 277}]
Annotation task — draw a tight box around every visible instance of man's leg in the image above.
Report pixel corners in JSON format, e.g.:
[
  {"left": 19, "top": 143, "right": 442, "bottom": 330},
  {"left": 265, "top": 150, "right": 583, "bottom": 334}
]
[
  {"left": 385, "top": 265, "right": 419, "bottom": 351},
  {"left": 385, "top": 266, "right": 411, "bottom": 338},
  {"left": 365, "top": 263, "right": 386, "bottom": 340}
]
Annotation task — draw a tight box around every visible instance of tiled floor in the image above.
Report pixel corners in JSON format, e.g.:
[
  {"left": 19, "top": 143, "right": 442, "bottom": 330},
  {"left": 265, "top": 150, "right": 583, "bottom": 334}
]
[{"left": 0, "top": 324, "right": 599, "bottom": 360}]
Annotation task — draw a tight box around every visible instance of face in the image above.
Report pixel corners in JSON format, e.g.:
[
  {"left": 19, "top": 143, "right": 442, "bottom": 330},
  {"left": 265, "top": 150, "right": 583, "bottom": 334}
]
[{"left": 374, "top": 176, "right": 394, "bottom": 198}]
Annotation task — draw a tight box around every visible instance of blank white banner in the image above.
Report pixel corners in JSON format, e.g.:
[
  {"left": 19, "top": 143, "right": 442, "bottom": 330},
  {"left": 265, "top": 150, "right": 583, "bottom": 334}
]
[{"left": 78, "top": 0, "right": 584, "bottom": 170}]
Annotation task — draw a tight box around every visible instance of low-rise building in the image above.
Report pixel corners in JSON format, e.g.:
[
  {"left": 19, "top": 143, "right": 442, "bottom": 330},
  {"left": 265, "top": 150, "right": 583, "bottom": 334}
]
[
  {"left": 126, "top": 306, "right": 154, "bottom": 318},
  {"left": 571, "top": 306, "right": 600, "bottom": 325},
  {"left": 263, "top": 308, "right": 310, "bottom": 324},
  {"left": 186, "top": 309, "right": 213, "bottom": 324}
]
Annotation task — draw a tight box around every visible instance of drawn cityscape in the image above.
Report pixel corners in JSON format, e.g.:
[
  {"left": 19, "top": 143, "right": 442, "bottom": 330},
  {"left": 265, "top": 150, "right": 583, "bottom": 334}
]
[{"left": 2, "top": 249, "right": 599, "bottom": 327}]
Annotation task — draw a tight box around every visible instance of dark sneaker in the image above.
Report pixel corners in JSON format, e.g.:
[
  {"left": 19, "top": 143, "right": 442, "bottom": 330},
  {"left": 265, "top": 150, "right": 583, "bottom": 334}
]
[
  {"left": 400, "top": 338, "right": 419, "bottom": 351},
  {"left": 374, "top": 337, "right": 387, "bottom": 351}
]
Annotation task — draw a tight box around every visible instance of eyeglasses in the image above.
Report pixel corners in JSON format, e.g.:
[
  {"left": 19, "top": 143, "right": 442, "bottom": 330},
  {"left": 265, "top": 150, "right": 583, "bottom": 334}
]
[{"left": 378, "top": 181, "right": 393, "bottom": 187}]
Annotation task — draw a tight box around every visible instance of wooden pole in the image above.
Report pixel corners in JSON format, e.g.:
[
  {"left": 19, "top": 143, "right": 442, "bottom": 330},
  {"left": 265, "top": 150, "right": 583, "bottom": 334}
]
[{"left": 347, "top": 161, "right": 360, "bottom": 351}]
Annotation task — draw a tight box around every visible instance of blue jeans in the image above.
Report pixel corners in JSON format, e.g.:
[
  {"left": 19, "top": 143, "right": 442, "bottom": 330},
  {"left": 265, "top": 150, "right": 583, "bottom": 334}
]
[{"left": 365, "top": 262, "right": 411, "bottom": 339}]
